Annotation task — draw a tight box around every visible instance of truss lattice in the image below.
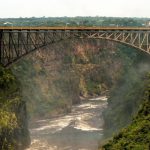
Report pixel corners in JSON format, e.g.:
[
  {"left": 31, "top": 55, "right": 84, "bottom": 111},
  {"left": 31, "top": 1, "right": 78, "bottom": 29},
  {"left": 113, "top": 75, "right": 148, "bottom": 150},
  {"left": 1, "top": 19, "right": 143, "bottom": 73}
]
[{"left": 0, "top": 27, "right": 150, "bottom": 67}]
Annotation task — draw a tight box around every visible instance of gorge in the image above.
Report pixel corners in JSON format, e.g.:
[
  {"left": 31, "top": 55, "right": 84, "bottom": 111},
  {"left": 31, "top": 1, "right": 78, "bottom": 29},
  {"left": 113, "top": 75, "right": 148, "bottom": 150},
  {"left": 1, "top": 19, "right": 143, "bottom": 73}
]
[{"left": 0, "top": 17, "right": 150, "bottom": 150}]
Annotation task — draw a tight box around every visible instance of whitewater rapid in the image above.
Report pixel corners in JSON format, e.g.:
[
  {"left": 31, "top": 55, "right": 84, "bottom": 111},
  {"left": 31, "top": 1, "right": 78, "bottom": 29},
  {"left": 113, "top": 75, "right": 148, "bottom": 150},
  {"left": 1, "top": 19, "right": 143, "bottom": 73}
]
[{"left": 26, "top": 96, "right": 107, "bottom": 150}]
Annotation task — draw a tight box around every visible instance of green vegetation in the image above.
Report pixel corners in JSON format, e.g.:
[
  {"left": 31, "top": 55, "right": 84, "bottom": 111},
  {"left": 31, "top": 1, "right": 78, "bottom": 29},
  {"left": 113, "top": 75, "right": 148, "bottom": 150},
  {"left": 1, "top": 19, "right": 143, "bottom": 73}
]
[
  {"left": 0, "top": 16, "right": 149, "bottom": 27},
  {"left": 102, "top": 74, "right": 150, "bottom": 150},
  {"left": 0, "top": 65, "right": 30, "bottom": 150}
]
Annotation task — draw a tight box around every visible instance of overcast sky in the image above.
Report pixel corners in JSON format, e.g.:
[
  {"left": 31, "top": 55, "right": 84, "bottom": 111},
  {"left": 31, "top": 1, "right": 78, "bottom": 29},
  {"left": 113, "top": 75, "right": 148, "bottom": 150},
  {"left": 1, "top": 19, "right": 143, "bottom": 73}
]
[{"left": 0, "top": 0, "right": 150, "bottom": 18}]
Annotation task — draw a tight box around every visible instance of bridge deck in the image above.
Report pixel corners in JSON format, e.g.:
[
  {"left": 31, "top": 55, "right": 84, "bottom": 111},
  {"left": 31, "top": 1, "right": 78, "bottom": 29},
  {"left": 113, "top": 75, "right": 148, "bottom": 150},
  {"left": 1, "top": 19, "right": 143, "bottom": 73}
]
[{"left": 0, "top": 26, "right": 150, "bottom": 31}]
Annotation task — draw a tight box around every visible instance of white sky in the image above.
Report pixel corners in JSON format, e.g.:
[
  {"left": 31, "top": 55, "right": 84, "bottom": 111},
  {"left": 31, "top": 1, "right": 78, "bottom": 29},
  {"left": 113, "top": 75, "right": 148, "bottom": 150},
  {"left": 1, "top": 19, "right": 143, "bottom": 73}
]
[{"left": 0, "top": 0, "right": 150, "bottom": 18}]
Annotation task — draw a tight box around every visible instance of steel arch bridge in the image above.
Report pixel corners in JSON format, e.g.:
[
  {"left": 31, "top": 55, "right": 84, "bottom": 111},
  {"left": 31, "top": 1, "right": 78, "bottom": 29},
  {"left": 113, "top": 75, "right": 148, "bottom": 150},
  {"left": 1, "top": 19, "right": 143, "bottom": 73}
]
[{"left": 0, "top": 26, "right": 150, "bottom": 67}]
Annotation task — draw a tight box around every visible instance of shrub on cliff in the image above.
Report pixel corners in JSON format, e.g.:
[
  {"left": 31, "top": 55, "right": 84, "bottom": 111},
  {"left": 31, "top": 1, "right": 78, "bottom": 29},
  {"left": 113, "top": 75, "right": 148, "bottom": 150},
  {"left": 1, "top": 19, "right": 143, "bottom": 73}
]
[{"left": 0, "top": 65, "right": 30, "bottom": 150}]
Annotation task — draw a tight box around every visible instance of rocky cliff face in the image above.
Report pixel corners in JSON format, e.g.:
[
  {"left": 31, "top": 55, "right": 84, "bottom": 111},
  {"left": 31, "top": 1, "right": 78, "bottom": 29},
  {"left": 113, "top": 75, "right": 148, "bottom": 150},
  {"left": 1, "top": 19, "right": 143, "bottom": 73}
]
[
  {"left": 0, "top": 66, "right": 30, "bottom": 150},
  {"left": 11, "top": 39, "right": 125, "bottom": 119}
]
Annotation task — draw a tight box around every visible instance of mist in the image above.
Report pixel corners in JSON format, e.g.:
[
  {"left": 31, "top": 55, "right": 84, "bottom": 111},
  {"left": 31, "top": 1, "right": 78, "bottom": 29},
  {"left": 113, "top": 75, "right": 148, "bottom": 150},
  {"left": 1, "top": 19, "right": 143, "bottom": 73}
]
[{"left": 9, "top": 36, "right": 150, "bottom": 149}]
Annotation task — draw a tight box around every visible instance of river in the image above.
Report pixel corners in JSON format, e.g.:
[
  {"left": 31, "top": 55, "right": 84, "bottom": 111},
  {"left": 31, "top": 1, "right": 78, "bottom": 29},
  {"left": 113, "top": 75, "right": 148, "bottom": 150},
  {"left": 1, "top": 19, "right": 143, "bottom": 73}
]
[{"left": 26, "top": 96, "right": 107, "bottom": 150}]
